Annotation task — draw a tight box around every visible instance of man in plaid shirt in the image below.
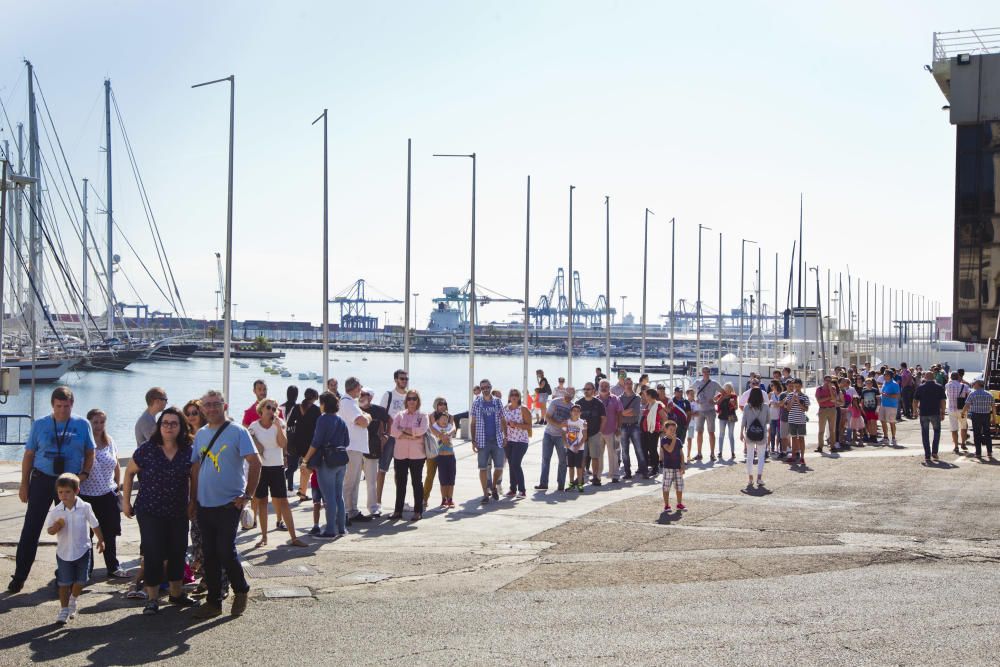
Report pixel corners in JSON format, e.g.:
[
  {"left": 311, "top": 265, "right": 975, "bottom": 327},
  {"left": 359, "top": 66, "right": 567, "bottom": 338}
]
[
  {"left": 945, "top": 372, "right": 971, "bottom": 454},
  {"left": 961, "top": 380, "right": 994, "bottom": 459}
]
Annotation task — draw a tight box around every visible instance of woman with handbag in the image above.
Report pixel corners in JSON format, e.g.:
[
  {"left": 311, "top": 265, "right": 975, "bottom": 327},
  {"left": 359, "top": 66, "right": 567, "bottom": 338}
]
[
  {"left": 714, "top": 383, "right": 739, "bottom": 461},
  {"left": 300, "top": 392, "right": 350, "bottom": 538},
  {"left": 390, "top": 389, "right": 429, "bottom": 521},
  {"left": 287, "top": 388, "right": 321, "bottom": 501},
  {"left": 79, "top": 408, "right": 128, "bottom": 579}
]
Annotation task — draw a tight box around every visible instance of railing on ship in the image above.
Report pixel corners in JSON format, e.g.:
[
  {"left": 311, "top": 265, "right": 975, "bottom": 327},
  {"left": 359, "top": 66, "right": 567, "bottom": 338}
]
[{"left": 933, "top": 27, "right": 1000, "bottom": 62}]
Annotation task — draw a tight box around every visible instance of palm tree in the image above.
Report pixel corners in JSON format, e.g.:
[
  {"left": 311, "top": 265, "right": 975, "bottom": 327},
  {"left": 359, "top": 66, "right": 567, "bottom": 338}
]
[{"left": 207, "top": 325, "right": 219, "bottom": 343}]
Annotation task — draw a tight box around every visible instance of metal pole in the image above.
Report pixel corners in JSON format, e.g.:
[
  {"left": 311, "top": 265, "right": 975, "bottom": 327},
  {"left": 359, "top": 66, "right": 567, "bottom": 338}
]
[
  {"left": 567, "top": 185, "right": 575, "bottom": 385},
  {"left": 312, "top": 109, "right": 330, "bottom": 383},
  {"left": 15, "top": 124, "right": 23, "bottom": 316},
  {"left": 27, "top": 61, "right": 40, "bottom": 418},
  {"left": 605, "top": 195, "right": 611, "bottom": 378},
  {"left": 470, "top": 154, "right": 477, "bottom": 406},
  {"left": 641, "top": 208, "right": 652, "bottom": 374},
  {"left": 192, "top": 74, "right": 235, "bottom": 402},
  {"left": 717, "top": 232, "right": 722, "bottom": 375},
  {"left": 696, "top": 224, "right": 709, "bottom": 367},
  {"left": 757, "top": 246, "right": 762, "bottom": 376},
  {"left": 104, "top": 79, "right": 114, "bottom": 339},
  {"left": 814, "top": 267, "right": 827, "bottom": 377},
  {"left": 669, "top": 217, "right": 676, "bottom": 385},
  {"left": 1, "top": 160, "right": 7, "bottom": 367},
  {"left": 523, "top": 176, "right": 531, "bottom": 399},
  {"left": 797, "top": 193, "right": 803, "bottom": 308},
  {"left": 773, "top": 252, "right": 778, "bottom": 372},
  {"left": 402, "top": 137, "right": 411, "bottom": 373}
]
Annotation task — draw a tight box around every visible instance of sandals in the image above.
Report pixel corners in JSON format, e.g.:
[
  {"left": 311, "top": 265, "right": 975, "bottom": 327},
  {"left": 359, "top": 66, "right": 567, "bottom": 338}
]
[
  {"left": 288, "top": 538, "right": 308, "bottom": 547},
  {"left": 296, "top": 492, "right": 310, "bottom": 502},
  {"left": 254, "top": 539, "right": 268, "bottom": 548}
]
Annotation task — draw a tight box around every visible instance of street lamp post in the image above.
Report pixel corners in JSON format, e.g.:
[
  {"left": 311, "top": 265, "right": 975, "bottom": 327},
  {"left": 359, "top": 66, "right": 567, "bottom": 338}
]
[
  {"left": 668, "top": 217, "right": 676, "bottom": 386},
  {"left": 568, "top": 185, "right": 575, "bottom": 385},
  {"left": 311, "top": 108, "right": 329, "bottom": 385},
  {"left": 403, "top": 139, "right": 413, "bottom": 372},
  {"left": 604, "top": 195, "right": 611, "bottom": 379},
  {"left": 433, "top": 152, "right": 476, "bottom": 407},
  {"left": 640, "top": 208, "right": 654, "bottom": 374},
  {"left": 739, "top": 238, "right": 757, "bottom": 390},
  {"left": 192, "top": 74, "right": 235, "bottom": 403},
  {"left": 696, "top": 224, "right": 711, "bottom": 368}
]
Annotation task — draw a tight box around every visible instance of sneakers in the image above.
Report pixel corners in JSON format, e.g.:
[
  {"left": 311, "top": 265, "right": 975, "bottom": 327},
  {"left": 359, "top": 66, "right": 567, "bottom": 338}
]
[
  {"left": 611, "top": 477, "right": 620, "bottom": 483},
  {"left": 576, "top": 483, "right": 584, "bottom": 494},
  {"left": 516, "top": 491, "right": 526, "bottom": 499},
  {"left": 591, "top": 478, "right": 602, "bottom": 486},
  {"left": 663, "top": 504, "right": 671, "bottom": 512},
  {"left": 109, "top": 567, "right": 131, "bottom": 579},
  {"left": 308, "top": 525, "right": 321, "bottom": 535},
  {"left": 143, "top": 600, "right": 159, "bottom": 615},
  {"left": 231, "top": 592, "right": 249, "bottom": 616},
  {"left": 56, "top": 607, "right": 71, "bottom": 624},
  {"left": 7, "top": 578, "right": 23, "bottom": 594},
  {"left": 67, "top": 596, "right": 78, "bottom": 619},
  {"left": 481, "top": 495, "right": 491, "bottom": 504},
  {"left": 275, "top": 520, "right": 287, "bottom": 531},
  {"left": 503, "top": 490, "right": 517, "bottom": 498},
  {"left": 891, "top": 438, "right": 897, "bottom": 446},
  {"left": 676, "top": 503, "right": 687, "bottom": 511},
  {"left": 534, "top": 484, "right": 548, "bottom": 490},
  {"left": 491, "top": 489, "right": 499, "bottom": 501},
  {"left": 169, "top": 594, "right": 199, "bottom": 607}
]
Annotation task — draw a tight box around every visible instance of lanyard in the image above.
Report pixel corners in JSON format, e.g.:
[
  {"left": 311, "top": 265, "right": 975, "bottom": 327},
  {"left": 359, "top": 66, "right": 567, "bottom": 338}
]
[{"left": 52, "top": 416, "right": 71, "bottom": 453}]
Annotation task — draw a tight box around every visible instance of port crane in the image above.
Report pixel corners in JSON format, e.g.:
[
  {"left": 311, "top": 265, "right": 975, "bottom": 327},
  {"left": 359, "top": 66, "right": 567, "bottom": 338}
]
[{"left": 332, "top": 279, "right": 403, "bottom": 330}]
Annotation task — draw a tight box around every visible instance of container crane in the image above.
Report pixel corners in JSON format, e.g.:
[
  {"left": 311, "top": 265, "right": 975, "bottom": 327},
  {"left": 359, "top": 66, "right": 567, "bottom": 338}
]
[{"left": 332, "top": 279, "right": 403, "bottom": 330}]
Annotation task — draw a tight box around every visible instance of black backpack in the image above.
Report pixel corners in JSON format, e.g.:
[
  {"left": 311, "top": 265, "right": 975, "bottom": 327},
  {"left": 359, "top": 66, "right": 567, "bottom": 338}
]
[{"left": 746, "top": 416, "right": 766, "bottom": 442}]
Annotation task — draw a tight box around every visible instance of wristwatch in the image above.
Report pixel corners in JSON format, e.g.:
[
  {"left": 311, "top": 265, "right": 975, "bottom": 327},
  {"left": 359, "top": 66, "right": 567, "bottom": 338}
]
[{"left": 241, "top": 493, "right": 252, "bottom": 501}]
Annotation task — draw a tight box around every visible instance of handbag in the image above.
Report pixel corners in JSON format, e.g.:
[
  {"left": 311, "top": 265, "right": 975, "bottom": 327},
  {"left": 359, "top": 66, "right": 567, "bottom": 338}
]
[{"left": 423, "top": 432, "right": 439, "bottom": 459}]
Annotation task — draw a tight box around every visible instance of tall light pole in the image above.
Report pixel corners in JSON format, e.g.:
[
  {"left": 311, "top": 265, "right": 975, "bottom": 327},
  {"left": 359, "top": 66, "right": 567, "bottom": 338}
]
[
  {"left": 433, "top": 152, "right": 476, "bottom": 406},
  {"left": 668, "top": 217, "right": 677, "bottom": 385},
  {"left": 696, "top": 224, "right": 711, "bottom": 368},
  {"left": 717, "top": 232, "right": 723, "bottom": 375},
  {"left": 311, "top": 108, "right": 329, "bottom": 385},
  {"left": 523, "top": 175, "right": 531, "bottom": 399},
  {"left": 756, "top": 246, "right": 762, "bottom": 377},
  {"left": 193, "top": 74, "right": 235, "bottom": 403},
  {"left": 604, "top": 195, "right": 611, "bottom": 379},
  {"left": 567, "top": 185, "right": 575, "bottom": 385},
  {"left": 403, "top": 139, "right": 413, "bottom": 372},
  {"left": 811, "top": 265, "right": 827, "bottom": 379},
  {"left": 739, "top": 238, "right": 757, "bottom": 390},
  {"left": 640, "top": 208, "right": 654, "bottom": 373}
]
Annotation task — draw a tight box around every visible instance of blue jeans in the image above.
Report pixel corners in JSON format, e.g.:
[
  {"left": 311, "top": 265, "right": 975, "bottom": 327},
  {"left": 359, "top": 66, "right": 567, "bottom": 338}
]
[
  {"left": 718, "top": 419, "right": 737, "bottom": 456},
  {"left": 477, "top": 443, "right": 506, "bottom": 470},
  {"left": 919, "top": 415, "right": 942, "bottom": 459},
  {"left": 619, "top": 424, "right": 644, "bottom": 474},
  {"left": 539, "top": 432, "right": 567, "bottom": 489},
  {"left": 316, "top": 464, "right": 347, "bottom": 534},
  {"left": 506, "top": 441, "right": 528, "bottom": 493},
  {"left": 56, "top": 552, "right": 90, "bottom": 587}
]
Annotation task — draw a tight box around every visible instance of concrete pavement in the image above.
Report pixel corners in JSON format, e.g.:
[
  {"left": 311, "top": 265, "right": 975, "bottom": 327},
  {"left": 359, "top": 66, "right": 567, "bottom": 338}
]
[{"left": 1, "top": 415, "right": 999, "bottom": 665}]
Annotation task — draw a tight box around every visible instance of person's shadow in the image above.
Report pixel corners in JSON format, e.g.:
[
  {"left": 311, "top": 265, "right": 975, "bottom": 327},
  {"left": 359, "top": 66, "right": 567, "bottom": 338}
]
[
  {"left": 739, "top": 484, "right": 773, "bottom": 497},
  {"left": 0, "top": 602, "right": 230, "bottom": 664}
]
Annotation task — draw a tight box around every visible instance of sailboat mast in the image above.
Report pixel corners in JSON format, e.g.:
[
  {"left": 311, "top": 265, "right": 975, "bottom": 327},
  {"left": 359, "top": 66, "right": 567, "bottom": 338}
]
[
  {"left": 104, "top": 79, "right": 114, "bottom": 339},
  {"left": 15, "top": 123, "right": 24, "bottom": 316},
  {"left": 26, "top": 61, "right": 43, "bottom": 340},
  {"left": 82, "top": 178, "right": 89, "bottom": 308}
]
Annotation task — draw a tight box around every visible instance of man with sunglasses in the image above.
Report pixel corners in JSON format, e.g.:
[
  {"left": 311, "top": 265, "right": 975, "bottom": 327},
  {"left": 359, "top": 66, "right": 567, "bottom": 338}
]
[
  {"left": 135, "top": 387, "right": 168, "bottom": 445},
  {"left": 576, "top": 383, "right": 606, "bottom": 485},
  {"left": 470, "top": 378, "right": 507, "bottom": 502},
  {"left": 376, "top": 369, "right": 409, "bottom": 509}
]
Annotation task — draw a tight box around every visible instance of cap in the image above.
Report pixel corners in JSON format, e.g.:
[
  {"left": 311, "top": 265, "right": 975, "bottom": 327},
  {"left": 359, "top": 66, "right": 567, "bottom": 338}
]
[
  {"left": 360, "top": 387, "right": 375, "bottom": 396},
  {"left": 673, "top": 386, "right": 683, "bottom": 392}
]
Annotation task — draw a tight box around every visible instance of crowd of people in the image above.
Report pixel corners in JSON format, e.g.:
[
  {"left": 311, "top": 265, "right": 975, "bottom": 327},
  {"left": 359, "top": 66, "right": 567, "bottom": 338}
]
[{"left": 7, "top": 360, "right": 995, "bottom": 623}]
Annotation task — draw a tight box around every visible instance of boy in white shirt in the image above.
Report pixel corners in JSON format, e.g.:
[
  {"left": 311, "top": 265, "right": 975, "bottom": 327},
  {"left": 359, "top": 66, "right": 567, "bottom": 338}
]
[
  {"left": 45, "top": 473, "right": 104, "bottom": 624},
  {"left": 564, "top": 405, "right": 588, "bottom": 492}
]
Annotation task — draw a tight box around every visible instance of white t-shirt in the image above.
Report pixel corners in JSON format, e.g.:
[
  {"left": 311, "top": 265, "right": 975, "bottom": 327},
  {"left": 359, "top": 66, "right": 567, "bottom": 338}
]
[
  {"left": 45, "top": 499, "right": 99, "bottom": 562},
  {"left": 565, "top": 418, "right": 586, "bottom": 451},
  {"left": 340, "top": 395, "right": 370, "bottom": 454},
  {"left": 247, "top": 421, "right": 284, "bottom": 467},
  {"left": 382, "top": 388, "right": 408, "bottom": 418}
]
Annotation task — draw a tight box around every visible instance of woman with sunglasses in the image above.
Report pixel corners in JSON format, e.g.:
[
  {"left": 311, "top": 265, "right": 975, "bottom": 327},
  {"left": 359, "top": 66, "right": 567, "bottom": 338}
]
[
  {"left": 121, "top": 407, "right": 197, "bottom": 614},
  {"left": 79, "top": 408, "right": 128, "bottom": 579},
  {"left": 389, "top": 390, "right": 428, "bottom": 521},
  {"left": 503, "top": 389, "right": 533, "bottom": 498},
  {"left": 248, "top": 399, "right": 306, "bottom": 547}
]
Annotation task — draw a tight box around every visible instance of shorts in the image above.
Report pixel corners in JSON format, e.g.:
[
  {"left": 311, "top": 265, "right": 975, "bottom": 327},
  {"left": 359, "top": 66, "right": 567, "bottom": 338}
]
[
  {"left": 695, "top": 411, "right": 716, "bottom": 434},
  {"left": 661, "top": 468, "right": 684, "bottom": 492},
  {"left": 948, "top": 410, "right": 967, "bottom": 432},
  {"left": 878, "top": 406, "right": 897, "bottom": 423},
  {"left": 537, "top": 393, "right": 549, "bottom": 406},
  {"left": 477, "top": 443, "right": 505, "bottom": 470},
  {"left": 436, "top": 454, "right": 457, "bottom": 486},
  {"left": 566, "top": 449, "right": 585, "bottom": 468},
  {"left": 779, "top": 421, "right": 789, "bottom": 439},
  {"left": 56, "top": 552, "right": 90, "bottom": 587},
  {"left": 378, "top": 437, "right": 396, "bottom": 473},
  {"left": 254, "top": 465, "right": 288, "bottom": 499},
  {"left": 788, "top": 422, "right": 806, "bottom": 437},
  {"left": 311, "top": 485, "right": 323, "bottom": 504},
  {"left": 863, "top": 410, "right": 879, "bottom": 422},
  {"left": 686, "top": 422, "right": 696, "bottom": 439},
  {"left": 586, "top": 434, "right": 605, "bottom": 458}
]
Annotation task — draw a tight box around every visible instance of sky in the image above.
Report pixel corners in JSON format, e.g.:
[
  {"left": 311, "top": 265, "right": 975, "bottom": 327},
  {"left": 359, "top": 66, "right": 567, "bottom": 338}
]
[{"left": 1, "top": 0, "right": 993, "bottom": 331}]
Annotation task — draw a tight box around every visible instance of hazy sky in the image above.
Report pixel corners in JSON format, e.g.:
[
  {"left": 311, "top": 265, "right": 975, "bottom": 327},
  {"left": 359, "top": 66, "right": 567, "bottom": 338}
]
[{"left": 2, "top": 1, "right": 992, "bottom": 330}]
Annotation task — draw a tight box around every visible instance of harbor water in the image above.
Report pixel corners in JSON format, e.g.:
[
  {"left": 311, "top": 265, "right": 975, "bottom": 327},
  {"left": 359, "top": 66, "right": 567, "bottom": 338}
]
[{"left": 0, "top": 349, "right": 686, "bottom": 461}]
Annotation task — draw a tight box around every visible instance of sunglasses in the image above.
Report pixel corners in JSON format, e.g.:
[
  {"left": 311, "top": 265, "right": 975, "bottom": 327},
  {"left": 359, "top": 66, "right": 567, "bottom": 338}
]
[
  {"left": 264, "top": 405, "right": 276, "bottom": 412},
  {"left": 399, "top": 377, "right": 409, "bottom": 382},
  {"left": 161, "top": 421, "right": 181, "bottom": 428},
  {"left": 184, "top": 411, "right": 200, "bottom": 417},
  {"left": 406, "top": 397, "right": 418, "bottom": 402}
]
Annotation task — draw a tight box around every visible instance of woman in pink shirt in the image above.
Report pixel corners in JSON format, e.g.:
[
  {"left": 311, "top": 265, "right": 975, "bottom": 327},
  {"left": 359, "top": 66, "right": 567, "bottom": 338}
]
[{"left": 389, "top": 390, "right": 429, "bottom": 521}]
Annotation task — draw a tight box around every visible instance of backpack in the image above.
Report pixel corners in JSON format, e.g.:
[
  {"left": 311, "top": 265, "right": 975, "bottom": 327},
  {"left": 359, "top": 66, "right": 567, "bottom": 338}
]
[{"left": 746, "top": 416, "right": 766, "bottom": 442}]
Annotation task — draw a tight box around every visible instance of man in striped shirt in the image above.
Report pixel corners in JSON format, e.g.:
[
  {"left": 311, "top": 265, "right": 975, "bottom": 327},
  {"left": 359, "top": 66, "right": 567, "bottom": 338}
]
[
  {"left": 782, "top": 379, "right": 810, "bottom": 464},
  {"left": 961, "top": 380, "right": 994, "bottom": 459}
]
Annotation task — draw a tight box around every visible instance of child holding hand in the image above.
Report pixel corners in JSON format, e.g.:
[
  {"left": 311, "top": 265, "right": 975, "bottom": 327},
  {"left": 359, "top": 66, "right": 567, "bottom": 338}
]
[
  {"left": 564, "top": 405, "right": 587, "bottom": 492},
  {"left": 46, "top": 473, "right": 104, "bottom": 624}
]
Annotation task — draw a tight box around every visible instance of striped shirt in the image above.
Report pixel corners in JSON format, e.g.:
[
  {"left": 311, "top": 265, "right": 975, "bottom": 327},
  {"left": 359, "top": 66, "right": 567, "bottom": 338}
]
[
  {"left": 782, "top": 391, "right": 810, "bottom": 425},
  {"left": 944, "top": 380, "right": 970, "bottom": 412},
  {"left": 964, "top": 389, "right": 995, "bottom": 415}
]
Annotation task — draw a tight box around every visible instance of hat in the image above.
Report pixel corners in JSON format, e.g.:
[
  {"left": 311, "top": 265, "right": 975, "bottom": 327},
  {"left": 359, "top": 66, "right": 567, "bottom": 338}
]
[
  {"left": 673, "top": 386, "right": 683, "bottom": 392},
  {"left": 360, "top": 386, "right": 375, "bottom": 396}
]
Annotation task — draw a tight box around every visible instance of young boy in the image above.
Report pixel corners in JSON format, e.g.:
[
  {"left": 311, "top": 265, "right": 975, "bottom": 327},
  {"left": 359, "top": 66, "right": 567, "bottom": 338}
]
[
  {"left": 46, "top": 473, "right": 104, "bottom": 624},
  {"left": 564, "top": 405, "right": 587, "bottom": 492},
  {"left": 308, "top": 470, "right": 323, "bottom": 534},
  {"left": 660, "top": 421, "right": 686, "bottom": 512}
]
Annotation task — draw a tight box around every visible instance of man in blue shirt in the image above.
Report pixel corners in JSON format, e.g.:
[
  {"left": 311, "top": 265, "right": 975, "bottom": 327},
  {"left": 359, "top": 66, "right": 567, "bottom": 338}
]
[
  {"left": 9, "top": 386, "right": 96, "bottom": 593},
  {"left": 470, "top": 378, "right": 506, "bottom": 503},
  {"left": 189, "top": 389, "right": 261, "bottom": 618},
  {"left": 879, "top": 371, "right": 901, "bottom": 445}
]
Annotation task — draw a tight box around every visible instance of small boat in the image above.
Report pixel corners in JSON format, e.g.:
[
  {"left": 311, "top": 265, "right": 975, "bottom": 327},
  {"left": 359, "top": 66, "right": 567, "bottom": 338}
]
[
  {"left": 236, "top": 361, "right": 250, "bottom": 369},
  {"left": 361, "top": 357, "right": 368, "bottom": 361},
  {"left": 298, "top": 372, "right": 310, "bottom": 380},
  {"left": 280, "top": 370, "right": 292, "bottom": 378}
]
